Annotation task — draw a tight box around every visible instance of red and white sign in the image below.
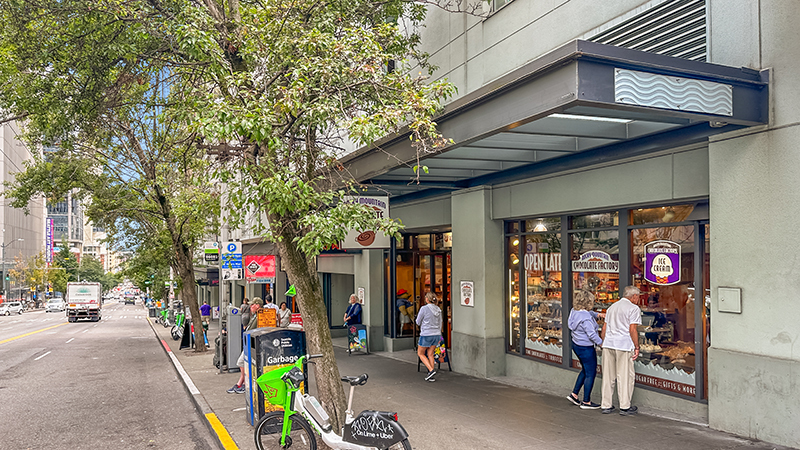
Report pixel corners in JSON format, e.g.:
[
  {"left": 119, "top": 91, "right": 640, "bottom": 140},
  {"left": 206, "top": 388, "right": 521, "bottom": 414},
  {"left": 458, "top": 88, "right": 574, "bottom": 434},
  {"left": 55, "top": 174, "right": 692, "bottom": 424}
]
[
  {"left": 290, "top": 313, "right": 303, "bottom": 327},
  {"left": 460, "top": 281, "right": 474, "bottom": 307},
  {"left": 245, "top": 255, "right": 276, "bottom": 283}
]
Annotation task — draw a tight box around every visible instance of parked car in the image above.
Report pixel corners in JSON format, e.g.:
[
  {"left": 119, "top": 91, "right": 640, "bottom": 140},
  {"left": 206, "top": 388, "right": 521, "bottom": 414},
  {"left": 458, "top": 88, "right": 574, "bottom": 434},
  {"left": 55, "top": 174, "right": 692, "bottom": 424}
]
[
  {"left": 45, "top": 299, "right": 65, "bottom": 313},
  {"left": 0, "top": 301, "right": 24, "bottom": 315}
]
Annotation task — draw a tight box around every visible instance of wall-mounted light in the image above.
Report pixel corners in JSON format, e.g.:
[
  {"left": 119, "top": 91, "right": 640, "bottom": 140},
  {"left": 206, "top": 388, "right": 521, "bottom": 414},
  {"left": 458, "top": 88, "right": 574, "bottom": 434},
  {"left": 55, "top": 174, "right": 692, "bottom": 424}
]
[
  {"left": 511, "top": 256, "right": 519, "bottom": 265},
  {"left": 512, "top": 238, "right": 519, "bottom": 246},
  {"left": 533, "top": 220, "right": 547, "bottom": 232}
]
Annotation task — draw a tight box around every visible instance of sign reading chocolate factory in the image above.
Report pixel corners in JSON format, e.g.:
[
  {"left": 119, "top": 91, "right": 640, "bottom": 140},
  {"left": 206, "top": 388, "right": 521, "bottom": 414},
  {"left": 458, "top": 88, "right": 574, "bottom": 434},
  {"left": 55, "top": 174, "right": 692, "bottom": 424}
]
[{"left": 341, "top": 196, "right": 391, "bottom": 249}]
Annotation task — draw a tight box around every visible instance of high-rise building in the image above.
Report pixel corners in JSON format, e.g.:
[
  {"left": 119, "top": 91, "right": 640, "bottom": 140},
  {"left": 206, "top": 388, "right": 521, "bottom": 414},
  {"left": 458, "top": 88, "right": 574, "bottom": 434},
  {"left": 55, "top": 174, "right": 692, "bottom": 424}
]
[{"left": 1, "top": 121, "right": 46, "bottom": 299}]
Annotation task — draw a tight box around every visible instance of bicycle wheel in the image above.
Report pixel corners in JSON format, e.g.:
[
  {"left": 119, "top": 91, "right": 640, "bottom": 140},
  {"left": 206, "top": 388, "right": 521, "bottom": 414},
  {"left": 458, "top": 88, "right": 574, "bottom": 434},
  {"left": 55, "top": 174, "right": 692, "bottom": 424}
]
[
  {"left": 255, "top": 411, "right": 316, "bottom": 450},
  {"left": 383, "top": 439, "right": 411, "bottom": 450}
]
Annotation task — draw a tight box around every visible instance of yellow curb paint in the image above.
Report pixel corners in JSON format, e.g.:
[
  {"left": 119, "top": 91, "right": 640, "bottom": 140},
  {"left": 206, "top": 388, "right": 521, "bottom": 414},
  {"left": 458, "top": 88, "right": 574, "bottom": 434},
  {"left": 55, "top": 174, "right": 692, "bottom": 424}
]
[
  {"left": 205, "top": 413, "right": 239, "bottom": 450},
  {"left": 0, "top": 322, "right": 69, "bottom": 345}
]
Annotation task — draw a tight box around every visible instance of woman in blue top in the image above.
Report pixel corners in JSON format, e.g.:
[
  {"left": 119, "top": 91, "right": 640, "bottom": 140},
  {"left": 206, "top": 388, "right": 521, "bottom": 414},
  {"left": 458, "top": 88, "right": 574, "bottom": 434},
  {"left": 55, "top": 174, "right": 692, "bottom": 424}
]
[{"left": 567, "top": 290, "right": 605, "bottom": 409}]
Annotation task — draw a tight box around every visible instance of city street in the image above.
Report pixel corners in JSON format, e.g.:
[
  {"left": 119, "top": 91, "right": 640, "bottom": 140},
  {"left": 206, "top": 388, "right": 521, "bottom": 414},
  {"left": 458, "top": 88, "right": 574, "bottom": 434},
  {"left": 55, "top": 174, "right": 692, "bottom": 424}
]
[{"left": 0, "top": 303, "right": 217, "bottom": 450}]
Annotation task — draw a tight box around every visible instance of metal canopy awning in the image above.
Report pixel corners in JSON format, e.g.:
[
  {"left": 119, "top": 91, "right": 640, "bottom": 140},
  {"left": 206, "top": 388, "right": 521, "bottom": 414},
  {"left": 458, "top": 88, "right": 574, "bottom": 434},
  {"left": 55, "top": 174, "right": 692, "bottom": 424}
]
[{"left": 340, "top": 39, "right": 768, "bottom": 200}]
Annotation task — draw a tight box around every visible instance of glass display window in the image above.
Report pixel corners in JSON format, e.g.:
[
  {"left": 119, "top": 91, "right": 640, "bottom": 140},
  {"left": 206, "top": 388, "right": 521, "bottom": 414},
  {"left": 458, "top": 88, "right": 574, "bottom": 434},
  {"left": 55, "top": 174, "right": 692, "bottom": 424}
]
[
  {"left": 631, "top": 204, "right": 695, "bottom": 225},
  {"left": 507, "top": 235, "right": 521, "bottom": 353},
  {"left": 570, "top": 230, "right": 620, "bottom": 308},
  {"left": 525, "top": 217, "right": 561, "bottom": 233},
  {"left": 523, "top": 233, "right": 563, "bottom": 363},
  {"left": 630, "top": 224, "right": 698, "bottom": 397},
  {"left": 571, "top": 212, "right": 619, "bottom": 229}
]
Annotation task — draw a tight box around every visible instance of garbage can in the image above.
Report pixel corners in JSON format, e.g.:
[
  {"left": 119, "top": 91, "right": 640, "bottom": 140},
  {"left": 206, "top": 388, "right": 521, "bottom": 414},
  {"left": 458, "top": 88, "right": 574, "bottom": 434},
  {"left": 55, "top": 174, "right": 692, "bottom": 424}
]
[
  {"left": 244, "top": 327, "right": 306, "bottom": 426},
  {"left": 148, "top": 307, "right": 157, "bottom": 318}
]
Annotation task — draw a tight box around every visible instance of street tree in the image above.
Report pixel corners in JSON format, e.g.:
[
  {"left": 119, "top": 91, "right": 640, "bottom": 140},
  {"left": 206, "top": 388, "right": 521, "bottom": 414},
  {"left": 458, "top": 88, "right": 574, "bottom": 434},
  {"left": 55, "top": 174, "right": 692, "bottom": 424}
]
[
  {"left": 0, "top": 0, "right": 462, "bottom": 428},
  {"left": 1, "top": 70, "right": 220, "bottom": 352}
]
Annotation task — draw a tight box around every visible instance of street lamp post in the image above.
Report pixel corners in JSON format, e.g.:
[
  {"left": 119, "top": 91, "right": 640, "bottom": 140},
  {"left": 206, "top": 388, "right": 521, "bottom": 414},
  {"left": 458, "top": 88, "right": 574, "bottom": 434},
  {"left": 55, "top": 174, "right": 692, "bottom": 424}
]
[{"left": 1, "top": 237, "right": 23, "bottom": 300}]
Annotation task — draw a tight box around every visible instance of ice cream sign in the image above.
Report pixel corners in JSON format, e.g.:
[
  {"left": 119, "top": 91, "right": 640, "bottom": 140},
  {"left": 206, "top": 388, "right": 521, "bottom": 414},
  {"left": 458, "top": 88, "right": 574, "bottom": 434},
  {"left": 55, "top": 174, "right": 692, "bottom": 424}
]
[{"left": 644, "top": 240, "right": 681, "bottom": 285}]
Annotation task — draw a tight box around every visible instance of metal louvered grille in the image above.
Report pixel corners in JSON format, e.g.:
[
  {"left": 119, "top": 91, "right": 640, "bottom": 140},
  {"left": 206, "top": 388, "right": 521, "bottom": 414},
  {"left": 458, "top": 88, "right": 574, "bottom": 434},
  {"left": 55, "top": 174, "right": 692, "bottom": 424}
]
[{"left": 589, "top": 0, "right": 706, "bottom": 61}]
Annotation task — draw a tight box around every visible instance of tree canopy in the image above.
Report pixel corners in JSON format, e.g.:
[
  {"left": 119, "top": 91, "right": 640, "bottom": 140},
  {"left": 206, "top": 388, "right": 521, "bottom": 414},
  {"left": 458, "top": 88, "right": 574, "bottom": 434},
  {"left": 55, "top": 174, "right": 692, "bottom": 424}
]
[{"left": 0, "top": 0, "right": 460, "bottom": 429}]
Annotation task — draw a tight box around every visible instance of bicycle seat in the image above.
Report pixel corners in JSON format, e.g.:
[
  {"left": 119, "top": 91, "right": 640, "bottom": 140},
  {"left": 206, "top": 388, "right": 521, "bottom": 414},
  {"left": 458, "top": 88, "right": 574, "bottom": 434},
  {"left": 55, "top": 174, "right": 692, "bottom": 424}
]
[{"left": 340, "top": 373, "right": 368, "bottom": 386}]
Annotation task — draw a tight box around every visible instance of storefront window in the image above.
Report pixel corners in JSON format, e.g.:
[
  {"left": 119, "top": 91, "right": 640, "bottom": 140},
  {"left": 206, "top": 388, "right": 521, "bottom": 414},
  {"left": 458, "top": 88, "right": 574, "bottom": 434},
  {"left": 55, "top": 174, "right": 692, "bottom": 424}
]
[
  {"left": 631, "top": 204, "right": 694, "bottom": 225},
  {"left": 525, "top": 217, "right": 561, "bottom": 233},
  {"left": 508, "top": 235, "right": 520, "bottom": 353},
  {"left": 571, "top": 212, "right": 618, "bottom": 229},
  {"left": 524, "top": 233, "right": 563, "bottom": 363},
  {"left": 630, "top": 225, "right": 698, "bottom": 397},
  {"left": 571, "top": 230, "right": 620, "bottom": 305}
]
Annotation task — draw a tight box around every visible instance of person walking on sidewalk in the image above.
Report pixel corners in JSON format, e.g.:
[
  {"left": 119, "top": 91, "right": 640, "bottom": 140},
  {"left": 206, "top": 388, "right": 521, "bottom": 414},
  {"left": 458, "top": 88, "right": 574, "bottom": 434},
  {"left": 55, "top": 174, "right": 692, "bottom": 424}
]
[
  {"left": 600, "top": 285, "right": 643, "bottom": 415},
  {"left": 416, "top": 292, "right": 443, "bottom": 382},
  {"left": 567, "top": 290, "right": 605, "bottom": 410},
  {"left": 200, "top": 300, "right": 211, "bottom": 326}
]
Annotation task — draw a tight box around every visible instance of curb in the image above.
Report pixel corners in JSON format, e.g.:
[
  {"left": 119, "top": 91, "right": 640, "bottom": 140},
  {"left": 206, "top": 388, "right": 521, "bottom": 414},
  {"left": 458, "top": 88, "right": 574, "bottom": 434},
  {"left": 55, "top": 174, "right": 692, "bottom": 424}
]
[{"left": 146, "top": 316, "right": 239, "bottom": 450}]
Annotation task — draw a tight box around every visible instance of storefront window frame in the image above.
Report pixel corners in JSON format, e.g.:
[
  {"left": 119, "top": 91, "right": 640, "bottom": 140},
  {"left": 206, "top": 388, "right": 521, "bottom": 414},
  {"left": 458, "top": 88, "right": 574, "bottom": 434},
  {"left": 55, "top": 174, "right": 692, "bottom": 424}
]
[{"left": 504, "top": 202, "right": 709, "bottom": 402}]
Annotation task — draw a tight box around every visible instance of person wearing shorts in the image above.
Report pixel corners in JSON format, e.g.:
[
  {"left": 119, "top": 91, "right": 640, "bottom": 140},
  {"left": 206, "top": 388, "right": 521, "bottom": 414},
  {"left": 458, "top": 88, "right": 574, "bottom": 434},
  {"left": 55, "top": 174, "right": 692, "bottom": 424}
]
[{"left": 416, "top": 292, "right": 443, "bottom": 382}]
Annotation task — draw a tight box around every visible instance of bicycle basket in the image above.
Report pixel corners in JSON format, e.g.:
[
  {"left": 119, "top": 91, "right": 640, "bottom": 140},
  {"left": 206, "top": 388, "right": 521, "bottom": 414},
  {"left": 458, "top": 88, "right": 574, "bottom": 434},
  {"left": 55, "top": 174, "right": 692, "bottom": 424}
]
[{"left": 256, "top": 365, "right": 294, "bottom": 406}]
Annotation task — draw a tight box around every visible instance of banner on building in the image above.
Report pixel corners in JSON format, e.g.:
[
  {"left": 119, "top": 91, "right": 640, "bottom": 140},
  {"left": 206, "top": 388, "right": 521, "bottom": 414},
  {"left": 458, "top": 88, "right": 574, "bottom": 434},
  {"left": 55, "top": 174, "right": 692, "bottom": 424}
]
[
  {"left": 341, "top": 196, "right": 391, "bottom": 249},
  {"left": 45, "top": 219, "right": 54, "bottom": 263},
  {"left": 245, "top": 255, "right": 277, "bottom": 284}
]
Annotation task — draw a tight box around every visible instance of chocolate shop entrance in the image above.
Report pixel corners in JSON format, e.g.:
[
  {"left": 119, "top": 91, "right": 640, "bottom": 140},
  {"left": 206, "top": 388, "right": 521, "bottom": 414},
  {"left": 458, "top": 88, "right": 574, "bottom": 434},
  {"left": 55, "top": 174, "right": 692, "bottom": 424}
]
[{"left": 387, "top": 232, "right": 452, "bottom": 346}]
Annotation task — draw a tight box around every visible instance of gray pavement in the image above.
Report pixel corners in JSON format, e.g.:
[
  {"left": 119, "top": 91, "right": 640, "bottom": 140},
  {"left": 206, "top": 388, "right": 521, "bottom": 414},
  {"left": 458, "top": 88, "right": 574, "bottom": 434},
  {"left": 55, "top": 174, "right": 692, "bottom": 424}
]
[{"left": 147, "top": 311, "right": 793, "bottom": 450}]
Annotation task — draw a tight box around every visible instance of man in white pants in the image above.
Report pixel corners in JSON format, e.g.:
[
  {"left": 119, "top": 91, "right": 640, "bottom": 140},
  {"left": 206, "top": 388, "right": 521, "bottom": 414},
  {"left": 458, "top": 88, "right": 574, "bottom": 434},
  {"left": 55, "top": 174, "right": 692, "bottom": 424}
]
[{"left": 600, "top": 285, "right": 642, "bottom": 415}]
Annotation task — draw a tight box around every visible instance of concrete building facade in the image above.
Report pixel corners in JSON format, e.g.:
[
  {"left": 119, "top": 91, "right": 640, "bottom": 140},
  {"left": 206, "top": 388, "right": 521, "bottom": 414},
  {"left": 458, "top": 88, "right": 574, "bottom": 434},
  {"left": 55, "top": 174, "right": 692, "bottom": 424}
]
[
  {"left": 1, "top": 121, "right": 45, "bottom": 299},
  {"left": 331, "top": 0, "right": 799, "bottom": 447}
]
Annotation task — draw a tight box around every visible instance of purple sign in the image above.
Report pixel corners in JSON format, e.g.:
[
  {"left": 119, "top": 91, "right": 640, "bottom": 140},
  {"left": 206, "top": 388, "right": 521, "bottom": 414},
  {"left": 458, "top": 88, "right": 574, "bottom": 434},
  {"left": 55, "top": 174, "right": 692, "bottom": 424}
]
[
  {"left": 644, "top": 240, "right": 681, "bottom": 285},
  {"left": 45, "top": 219, "right": 53, "bottom": 263}
]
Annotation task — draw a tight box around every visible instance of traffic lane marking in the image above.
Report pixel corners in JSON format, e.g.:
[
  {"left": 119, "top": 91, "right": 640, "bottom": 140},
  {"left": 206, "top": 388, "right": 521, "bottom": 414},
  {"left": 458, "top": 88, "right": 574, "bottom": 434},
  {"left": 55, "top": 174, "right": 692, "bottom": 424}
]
[
  {"left": 0, "top": 322, "right": 68, "bottom": 345},
  {"left": 66, "top": 338, "right": 74, "bottom": 343},
  {"left": 34, "top": 351, "right": 51, "bottom": 361}
]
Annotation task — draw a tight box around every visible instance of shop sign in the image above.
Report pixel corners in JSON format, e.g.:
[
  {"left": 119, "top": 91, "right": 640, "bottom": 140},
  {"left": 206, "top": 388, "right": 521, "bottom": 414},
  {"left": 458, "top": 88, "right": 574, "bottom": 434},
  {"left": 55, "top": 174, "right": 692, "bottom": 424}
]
[
  {"left": 341, "top": 196, "right": 391, "bottom": 249},
  {"left": 357, "top": 287, "right": 365, "bottom": 304},
  {"left": 571, "top": 251, "right": 619, "bottom": 273},
  {"left": 245, "top": 255, "right": 277, "bottom": 284},
  {"left": 635, "top": 373, "right": 695, "bottom": 396},
  {"left": 644, "top": 240, "right": 681, "bottom": 285},
  {"left": 524, "top": 252, "right": 561, "bottom": 272},
  {"left": 442, "top": 232, "right": 452, "bottom": 248},
  {"left": 460, "top": 281, "right": 474, "bottom": 307}
]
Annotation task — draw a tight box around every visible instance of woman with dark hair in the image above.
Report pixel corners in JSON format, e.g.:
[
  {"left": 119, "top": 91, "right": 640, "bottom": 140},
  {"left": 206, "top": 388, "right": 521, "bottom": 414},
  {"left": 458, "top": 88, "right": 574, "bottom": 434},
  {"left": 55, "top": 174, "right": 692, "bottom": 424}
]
[{"left": 566, "top": 289, "right": 604, "bottom": 409}]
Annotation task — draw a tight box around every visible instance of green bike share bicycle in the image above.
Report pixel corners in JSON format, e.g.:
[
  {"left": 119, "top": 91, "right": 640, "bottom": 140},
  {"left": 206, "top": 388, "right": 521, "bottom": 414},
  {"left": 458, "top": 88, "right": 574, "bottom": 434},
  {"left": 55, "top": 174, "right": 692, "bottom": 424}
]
[
  {"left": 170, "top": 309, "right": 185, "bottom": 341},
  {"left": 254, "top": 354, "right": 411, "bottom": 450}
]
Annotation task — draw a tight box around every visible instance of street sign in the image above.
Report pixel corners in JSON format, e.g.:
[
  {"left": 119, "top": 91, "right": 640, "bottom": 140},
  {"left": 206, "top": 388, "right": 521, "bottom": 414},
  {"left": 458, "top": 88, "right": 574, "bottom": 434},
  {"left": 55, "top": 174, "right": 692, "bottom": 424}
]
[
  {"left": 222, "top": 268, "right": 242, "bottom": 280},
  {"left": 221, "top": 241, "right": 243, "bottom": 269},
  {"left": 204, "top": 241, "right": 219, "bottom": 262}
]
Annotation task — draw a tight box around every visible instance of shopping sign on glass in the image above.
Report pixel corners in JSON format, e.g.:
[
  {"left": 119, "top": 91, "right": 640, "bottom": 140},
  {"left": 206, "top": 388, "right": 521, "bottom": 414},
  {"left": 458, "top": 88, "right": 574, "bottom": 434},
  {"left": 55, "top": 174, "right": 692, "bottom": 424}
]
[{"left": 644, "top": 240, "right": 681, "bottom": 285}]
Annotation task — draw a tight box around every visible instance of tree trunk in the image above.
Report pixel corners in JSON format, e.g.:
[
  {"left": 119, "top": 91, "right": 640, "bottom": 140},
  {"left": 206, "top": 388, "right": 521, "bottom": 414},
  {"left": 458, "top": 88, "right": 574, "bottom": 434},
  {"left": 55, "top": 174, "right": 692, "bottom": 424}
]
[
  {"left": 174, "top": 241, "right": 206, "bottom": 352},
  {"left": 273, "top": 216, "right": 347, "bottom": 432}
]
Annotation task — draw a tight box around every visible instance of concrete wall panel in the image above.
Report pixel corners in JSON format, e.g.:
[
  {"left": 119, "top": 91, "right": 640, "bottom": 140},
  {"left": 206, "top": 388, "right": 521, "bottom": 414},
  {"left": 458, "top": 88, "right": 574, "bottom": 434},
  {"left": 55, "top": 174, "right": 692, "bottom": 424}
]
[
  {"left": 491, "top": 148, "right": 710, "bottom": 220},
  {"left": 392, "top": 196, "right": 452, "bottom": 231},
  {"left": 709, "top": 127, "right": 800, "bottom": 361},
  {"left": 708, "top": 348, "right": 800, "bottom": 448}
]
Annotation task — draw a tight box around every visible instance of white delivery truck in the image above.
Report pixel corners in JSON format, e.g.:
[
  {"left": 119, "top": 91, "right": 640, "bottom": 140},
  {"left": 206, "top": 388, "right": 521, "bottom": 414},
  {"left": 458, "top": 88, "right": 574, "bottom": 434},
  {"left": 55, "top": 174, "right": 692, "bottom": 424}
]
[{"left": 66, "top": 282, "right": 103, "bottom": 322}]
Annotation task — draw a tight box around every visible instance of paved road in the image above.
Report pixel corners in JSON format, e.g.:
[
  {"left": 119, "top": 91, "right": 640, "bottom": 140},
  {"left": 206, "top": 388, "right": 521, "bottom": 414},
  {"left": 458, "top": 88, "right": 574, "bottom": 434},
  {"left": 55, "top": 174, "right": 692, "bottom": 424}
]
[{"left": 0, "top": 303, "right": 217, "bottom": 450}]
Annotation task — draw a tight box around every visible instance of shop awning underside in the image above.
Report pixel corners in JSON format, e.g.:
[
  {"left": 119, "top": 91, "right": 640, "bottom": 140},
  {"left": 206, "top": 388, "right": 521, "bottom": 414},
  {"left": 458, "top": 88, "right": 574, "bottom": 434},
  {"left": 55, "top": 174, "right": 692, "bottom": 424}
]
[{"left": 340, "top": 40, "right": 768, "bottom": 201}]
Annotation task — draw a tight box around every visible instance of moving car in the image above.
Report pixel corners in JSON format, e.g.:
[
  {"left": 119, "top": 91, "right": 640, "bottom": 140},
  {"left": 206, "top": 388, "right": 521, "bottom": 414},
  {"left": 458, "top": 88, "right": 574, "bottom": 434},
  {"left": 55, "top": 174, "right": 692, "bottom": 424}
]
[
  {"left": 0, "top": 301, "right": 24, "bottom": 315},
  {"left": 45, "top": 299, "right": 65, "bottom": 313}
]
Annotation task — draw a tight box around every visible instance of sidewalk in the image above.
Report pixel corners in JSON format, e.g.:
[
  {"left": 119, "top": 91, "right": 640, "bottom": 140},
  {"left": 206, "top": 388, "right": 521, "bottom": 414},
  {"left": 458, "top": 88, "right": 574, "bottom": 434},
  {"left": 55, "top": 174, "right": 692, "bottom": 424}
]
[{"left": 148, "top": 313, "right": 793, "bottom": 450}]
